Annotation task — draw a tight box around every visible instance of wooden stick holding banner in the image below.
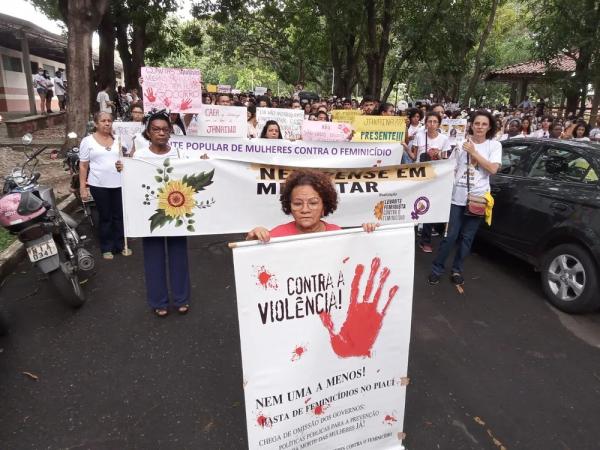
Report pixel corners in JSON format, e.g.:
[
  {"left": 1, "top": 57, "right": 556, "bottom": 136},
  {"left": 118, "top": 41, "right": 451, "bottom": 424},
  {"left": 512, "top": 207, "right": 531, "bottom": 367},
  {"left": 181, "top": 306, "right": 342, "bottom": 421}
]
[
  {"left": 228, "top": 223, "right": 415, "bottom": 248},
  {"left": 118, "top": 136, "right": 133, "bottom": 256}
]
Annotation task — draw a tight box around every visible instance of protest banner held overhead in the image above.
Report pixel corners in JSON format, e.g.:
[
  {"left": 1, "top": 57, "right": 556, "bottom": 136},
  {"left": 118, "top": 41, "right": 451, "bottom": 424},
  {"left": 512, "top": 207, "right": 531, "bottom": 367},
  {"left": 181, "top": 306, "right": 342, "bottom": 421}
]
[
  {"left": 256, "top": 107, "right": 304, "bottom": 141},
  {"left": 206, "top": 84, "right": 218, "bottom": 93},
  {"left": 301, "top": 121, "right": 353, "bottom": 142},
  {"left": 140, "top": 67, "right": 203, "bottom": 113},
  {"left": 352, "top": 116, "right": 407, "bottom": 143},
  {"left": 255, "top": 87, "right": 268, "bottom": 96},
  {"left": 331, "top": 109, "right": 362, "bottom": 125},
  {"left": 169, "top": 136, "right": 403, "bottom": 167},
  {"left": 196, "top": 105, "right": 248, "bottom": 138},
  {"left": 121, "top": 157, "right": 454, "bottom": 237},
  {"left": 232, "top": 225, "right": 413, "bottom": 450}
]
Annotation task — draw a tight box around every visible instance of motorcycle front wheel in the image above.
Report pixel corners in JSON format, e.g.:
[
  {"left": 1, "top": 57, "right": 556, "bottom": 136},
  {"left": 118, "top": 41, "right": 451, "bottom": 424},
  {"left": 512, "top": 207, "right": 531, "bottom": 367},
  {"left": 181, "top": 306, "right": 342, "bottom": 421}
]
[{"left": 47, "top": 268, "right": 86, "bottom": 308}]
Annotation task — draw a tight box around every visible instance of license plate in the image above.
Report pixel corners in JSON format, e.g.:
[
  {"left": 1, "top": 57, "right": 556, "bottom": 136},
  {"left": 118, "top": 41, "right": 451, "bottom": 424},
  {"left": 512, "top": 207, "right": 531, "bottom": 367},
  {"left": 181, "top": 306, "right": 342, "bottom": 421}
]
[{"left": 27, "top": 238, "right": 58, "bottom": 263}]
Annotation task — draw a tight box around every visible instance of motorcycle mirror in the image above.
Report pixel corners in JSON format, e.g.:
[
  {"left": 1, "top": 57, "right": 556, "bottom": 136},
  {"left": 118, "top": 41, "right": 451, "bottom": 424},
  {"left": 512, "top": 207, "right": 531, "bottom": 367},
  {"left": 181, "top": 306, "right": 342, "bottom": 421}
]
[
  {"left": 67, "top": 131, "right": 78, "bottom": 139},
  {"left": 21, "top": 133, "right": 33, "bottom": 145}
]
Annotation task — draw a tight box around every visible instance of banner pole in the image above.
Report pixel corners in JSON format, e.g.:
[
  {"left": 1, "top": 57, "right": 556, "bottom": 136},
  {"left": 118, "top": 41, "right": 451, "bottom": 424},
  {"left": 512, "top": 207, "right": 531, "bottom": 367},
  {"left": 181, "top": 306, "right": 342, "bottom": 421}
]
[
  {"left": 119, "top": 137, "right": 132, "bottom": 256},
  {"left": 228, "top": 223, "right": 415, "bottom": 249}
]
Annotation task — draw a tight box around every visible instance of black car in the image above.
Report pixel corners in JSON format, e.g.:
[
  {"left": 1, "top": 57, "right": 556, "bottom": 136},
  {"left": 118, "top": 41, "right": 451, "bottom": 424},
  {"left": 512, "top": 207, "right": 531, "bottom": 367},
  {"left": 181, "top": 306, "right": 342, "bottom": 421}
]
[{"left": 477, "top": 138, "right": 600, "bottom": 313}]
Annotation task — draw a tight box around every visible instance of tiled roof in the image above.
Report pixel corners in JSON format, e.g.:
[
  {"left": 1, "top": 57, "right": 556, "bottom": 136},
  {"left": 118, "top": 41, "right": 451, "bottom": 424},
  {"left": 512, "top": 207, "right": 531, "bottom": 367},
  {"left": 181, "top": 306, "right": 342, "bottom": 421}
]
[{"left": 485, "top": 53, "right": 576, "bottom": 80}]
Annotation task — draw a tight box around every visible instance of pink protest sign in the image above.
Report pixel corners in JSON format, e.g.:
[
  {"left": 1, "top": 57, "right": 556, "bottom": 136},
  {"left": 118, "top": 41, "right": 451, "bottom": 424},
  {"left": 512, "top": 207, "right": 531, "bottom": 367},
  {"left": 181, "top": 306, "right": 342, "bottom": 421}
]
[
  {"left": 301, "top": 120, "right": 353, "bottom": 142},
  {"left": 141, "top": 67, "right": 202, "bottom": 113}
]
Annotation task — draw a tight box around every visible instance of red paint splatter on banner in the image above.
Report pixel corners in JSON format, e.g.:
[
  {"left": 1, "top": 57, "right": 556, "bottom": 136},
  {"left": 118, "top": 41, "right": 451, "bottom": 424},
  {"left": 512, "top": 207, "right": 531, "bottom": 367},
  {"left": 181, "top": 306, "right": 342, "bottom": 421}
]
[
  {"left": 257, "top": 413, "right": 272, "bottom": 428},
  {"left": 291, "top": 344, "right": 307, "bottom": 362},
  {"left": 312, "top": 404, "right": 330, "bottom": 416},
  {"left": 343, "top": 257, "right": 350, "bottom": 263},
  {"left": 320, "top": 257, "right": 398, "bottom": 358},
  {"left": 254, "top": 266, "right": 278, "bottom": 290},
  {"left": 384, "top": 415, "right": 397, "bottom": 425}
]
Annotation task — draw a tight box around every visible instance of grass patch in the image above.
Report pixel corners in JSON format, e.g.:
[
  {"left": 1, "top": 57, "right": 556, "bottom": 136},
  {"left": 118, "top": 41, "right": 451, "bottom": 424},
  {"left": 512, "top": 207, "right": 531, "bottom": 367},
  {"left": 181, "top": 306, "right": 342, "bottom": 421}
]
[{"left": 0, "top": 228, "right": 15, "bottom": 252}]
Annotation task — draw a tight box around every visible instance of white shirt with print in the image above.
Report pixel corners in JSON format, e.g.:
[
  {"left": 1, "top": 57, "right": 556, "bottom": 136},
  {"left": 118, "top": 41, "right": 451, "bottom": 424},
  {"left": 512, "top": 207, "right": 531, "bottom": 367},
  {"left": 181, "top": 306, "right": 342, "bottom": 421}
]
[
  {"left": 451, "top": 139, "right": 502, "bottom": 206},
  {"left": 413, "top": 130, "right": 450, "bottom": 161}
]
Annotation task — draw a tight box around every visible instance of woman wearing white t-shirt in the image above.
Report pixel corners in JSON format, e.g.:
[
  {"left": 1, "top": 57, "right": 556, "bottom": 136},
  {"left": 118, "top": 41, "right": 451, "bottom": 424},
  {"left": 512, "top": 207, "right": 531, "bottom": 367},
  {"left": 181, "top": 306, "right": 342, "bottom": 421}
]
[
  {"left": 429, "top": 110, "right": 502, "bottom": 286},
  {"left": 402, "top": 108, "right": 423, "bottom": 163},
  {"left": 79, "top": 112, "right": 129, "bottom": 260},
  {"left": 410, "top": 111, "right": 451, "bottom": 162},
  {"left": 412, "top": 111, "right": 451, "bottom": 253}
]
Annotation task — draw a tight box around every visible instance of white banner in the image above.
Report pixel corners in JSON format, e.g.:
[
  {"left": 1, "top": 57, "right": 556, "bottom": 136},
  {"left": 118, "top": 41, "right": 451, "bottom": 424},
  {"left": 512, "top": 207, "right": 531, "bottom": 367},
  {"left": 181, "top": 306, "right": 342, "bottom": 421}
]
[
  {"left": 196, "top": 105, "right": 247, "bottom": 138},
  {"left": 121, "top": 158, "right": 454, "bottom": 237},
  {"left": 232, "top": 226, "right": 413, "bottom": 449},
  {"left": 257, "top": 108, "right": 304, "bottom": 140},
  {"left": 168, "top": 136, "right": 403, "bottom": 167},
  {"left": 112, "top": 122, "right": 144, "bottom": 152}
]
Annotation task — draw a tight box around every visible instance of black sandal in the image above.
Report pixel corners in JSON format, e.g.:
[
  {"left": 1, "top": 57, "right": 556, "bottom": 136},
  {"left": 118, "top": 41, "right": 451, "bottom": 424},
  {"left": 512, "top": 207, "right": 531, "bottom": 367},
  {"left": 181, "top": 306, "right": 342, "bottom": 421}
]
[
  {"left": 153, "top": 308, "right": 169, "bottom": 317},
  {"left": 177, "top": 304, "right": 190, "bottom": 315}
]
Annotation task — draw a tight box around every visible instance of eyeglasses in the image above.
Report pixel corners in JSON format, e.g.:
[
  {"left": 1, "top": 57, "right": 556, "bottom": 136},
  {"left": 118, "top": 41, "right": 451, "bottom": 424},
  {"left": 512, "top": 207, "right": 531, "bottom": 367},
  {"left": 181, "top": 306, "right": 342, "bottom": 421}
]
[
  {"left": 150, "top": 126, "right": 170, "bottom": 134},
  {"left": 291, "top": 198, "right": 322, "bottom": 210}
]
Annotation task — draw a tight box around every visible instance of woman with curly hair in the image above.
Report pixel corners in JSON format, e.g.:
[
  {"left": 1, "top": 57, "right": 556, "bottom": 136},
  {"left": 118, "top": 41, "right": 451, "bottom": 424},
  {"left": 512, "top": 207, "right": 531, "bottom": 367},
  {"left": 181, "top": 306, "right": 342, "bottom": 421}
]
[{"left": 247, "top": 169, "right": 376, "bottom": 241}]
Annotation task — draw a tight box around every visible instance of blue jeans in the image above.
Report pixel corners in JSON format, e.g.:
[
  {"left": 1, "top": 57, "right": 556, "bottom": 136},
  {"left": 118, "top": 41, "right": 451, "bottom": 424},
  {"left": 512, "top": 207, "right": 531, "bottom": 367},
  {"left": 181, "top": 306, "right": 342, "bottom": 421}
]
[
  {"left": 431, "top": 204, "right": 482, "bottom": 276},
  {"left": 89, "top": 186, "right": 124, "bottom": 254},
  {"left": 419, "top": 223, "right": 445, "bottom": 245},
  {"left": 142, "top": 236, "right": 190, "bottom": 309}
]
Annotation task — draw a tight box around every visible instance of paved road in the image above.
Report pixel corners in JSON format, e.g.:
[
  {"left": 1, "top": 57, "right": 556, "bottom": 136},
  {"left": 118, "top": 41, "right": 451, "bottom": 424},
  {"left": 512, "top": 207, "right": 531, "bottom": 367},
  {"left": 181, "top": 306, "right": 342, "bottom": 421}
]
[{"left": 1, "top": 225, "right": 600, "bottom": 449}]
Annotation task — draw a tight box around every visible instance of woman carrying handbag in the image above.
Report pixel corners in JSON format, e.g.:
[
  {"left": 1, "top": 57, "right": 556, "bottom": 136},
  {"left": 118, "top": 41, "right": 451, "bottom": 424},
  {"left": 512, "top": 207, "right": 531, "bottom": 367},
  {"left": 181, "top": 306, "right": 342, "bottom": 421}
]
[{"left": 428, "top": 110, "right": 502, "bottom": 286}]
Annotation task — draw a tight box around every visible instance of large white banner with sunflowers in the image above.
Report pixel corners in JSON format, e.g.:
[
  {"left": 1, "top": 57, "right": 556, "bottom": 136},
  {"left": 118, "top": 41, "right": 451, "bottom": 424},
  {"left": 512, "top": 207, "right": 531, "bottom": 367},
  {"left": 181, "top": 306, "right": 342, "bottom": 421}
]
[{"left": 121, "top": 157, "right": 455, "bottom": 237}]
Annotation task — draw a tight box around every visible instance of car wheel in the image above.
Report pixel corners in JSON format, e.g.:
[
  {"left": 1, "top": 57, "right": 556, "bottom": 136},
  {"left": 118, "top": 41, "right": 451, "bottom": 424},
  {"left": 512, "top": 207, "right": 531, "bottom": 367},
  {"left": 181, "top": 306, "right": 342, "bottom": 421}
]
[{"left": 541, "top": 244, "right": 600, "bottom": 313}]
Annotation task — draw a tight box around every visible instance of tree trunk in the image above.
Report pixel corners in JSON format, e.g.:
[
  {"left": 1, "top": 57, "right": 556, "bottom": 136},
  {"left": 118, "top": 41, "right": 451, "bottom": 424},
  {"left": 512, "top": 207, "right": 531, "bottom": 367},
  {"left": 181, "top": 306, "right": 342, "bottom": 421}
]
[
  {"left": 129, "top": 22, "right": 147, "bottom": 92},
  {"left": 363, "top": 0, "right": 392, "bottom": 99},
  {"left": 463, "top": 0, "right": 499, "bottom": 105},
  {"left": 115, "top": 22, "right": 135, "bottom": 91},
  {"left": 97, "top": 9, "right": 115, "bottom": 91},
  {"left": 63, "top": 0, "right": 110, "bottom": 145}
]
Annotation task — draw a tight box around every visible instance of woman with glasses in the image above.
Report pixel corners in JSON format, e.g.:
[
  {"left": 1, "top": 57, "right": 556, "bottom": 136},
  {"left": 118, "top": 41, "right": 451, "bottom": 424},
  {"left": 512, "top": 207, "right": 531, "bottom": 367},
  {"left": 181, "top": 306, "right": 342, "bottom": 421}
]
[
  {"left": 79, "top": 112, "right": 129, "bottom": 260},
  {"left": 247, "top": 169, "right": 377, "bottom": 242},
  {"left": 116, "top": 111, "right": 191, "bottom": 317}
]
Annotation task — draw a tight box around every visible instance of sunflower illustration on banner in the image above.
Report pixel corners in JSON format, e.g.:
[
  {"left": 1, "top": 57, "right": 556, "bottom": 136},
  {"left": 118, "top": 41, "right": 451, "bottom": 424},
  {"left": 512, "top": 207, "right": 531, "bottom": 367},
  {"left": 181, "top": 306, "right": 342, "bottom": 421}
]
[{"left": 141, "top": 158, "right": 215, "bottom": 232}]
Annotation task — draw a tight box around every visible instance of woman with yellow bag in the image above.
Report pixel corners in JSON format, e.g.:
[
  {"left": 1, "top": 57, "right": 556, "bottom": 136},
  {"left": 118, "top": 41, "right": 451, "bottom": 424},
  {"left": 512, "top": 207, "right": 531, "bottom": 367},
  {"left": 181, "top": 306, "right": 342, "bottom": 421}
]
[{"left": 428, "top": 110, "right": 502, "bottom": 287}]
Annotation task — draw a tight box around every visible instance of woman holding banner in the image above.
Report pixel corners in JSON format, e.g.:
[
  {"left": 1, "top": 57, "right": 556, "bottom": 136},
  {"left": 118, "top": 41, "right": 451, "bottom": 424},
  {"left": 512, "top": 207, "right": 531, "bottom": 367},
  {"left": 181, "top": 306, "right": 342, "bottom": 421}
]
[
  {"left": 79, "top": 112, "right": 128, "bottom": 260},
  {"left": 428, "top": 110, "right": 502, "bottom": 287},
  {"left": 247, "top": 169, "right": 377, "bottom": 242},
  {"left": 116, "top": 111, "right": 191, "bottom": 317}
]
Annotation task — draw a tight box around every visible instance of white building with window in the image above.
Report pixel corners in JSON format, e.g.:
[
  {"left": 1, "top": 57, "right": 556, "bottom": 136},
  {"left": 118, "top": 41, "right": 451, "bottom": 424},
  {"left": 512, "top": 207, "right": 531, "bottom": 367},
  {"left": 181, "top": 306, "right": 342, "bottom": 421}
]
[{"left": 0, "top": 13, "right": 123, "bottom": 113}]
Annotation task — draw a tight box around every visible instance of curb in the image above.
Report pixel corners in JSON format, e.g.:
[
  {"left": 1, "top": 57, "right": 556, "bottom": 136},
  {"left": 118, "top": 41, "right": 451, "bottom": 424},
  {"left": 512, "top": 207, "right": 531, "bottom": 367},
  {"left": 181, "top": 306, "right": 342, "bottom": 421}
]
[{"left": 0, "top": 194, "right": 79, "bottom": 282}]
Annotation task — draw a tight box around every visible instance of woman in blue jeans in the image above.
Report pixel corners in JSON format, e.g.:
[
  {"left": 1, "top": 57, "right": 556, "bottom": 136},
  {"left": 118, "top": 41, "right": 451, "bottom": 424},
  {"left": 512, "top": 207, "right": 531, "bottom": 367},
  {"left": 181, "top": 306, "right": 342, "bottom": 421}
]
[
  {"left": 428, "top": 110, "right": 502, "bottom": 286},
  {"left": 117, "top": 111, "right": 190, "bottom": 317}
]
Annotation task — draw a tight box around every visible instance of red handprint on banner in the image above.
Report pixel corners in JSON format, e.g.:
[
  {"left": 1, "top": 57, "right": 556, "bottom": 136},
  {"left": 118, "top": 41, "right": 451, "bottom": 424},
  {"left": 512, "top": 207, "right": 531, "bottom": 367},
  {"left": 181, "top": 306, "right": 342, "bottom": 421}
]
[
  {"left": 319, "top": 257, "right": 398, "bottom": 358},
  {"left": 144, "top": 87, "right": 156, "bottom": 103},
  {"left": 180, "top": 98, "right": 193, "bottom": 110},
  {"left": 162, "top": 97, "right": 171, "bottom": 108}
]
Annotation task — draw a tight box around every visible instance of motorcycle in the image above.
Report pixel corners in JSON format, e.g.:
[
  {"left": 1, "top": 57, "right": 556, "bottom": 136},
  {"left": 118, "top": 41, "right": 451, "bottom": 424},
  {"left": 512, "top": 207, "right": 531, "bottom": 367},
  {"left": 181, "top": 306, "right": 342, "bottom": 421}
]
[
  {"left": 0, "top": 134, "right": 94, "bottom": 308},
  {"left": 64, "top": 132, "right": 97, "bottom": 227}
]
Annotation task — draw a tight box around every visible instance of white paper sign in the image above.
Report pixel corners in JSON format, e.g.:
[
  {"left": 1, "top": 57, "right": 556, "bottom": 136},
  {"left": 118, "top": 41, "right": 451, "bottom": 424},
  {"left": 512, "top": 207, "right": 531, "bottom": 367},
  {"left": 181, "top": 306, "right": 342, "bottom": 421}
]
[
  {"left": 196, "top": 105, "right": 247, "bottom": 138},
  {"left": 302, "top": 121, "right": 353, "bottom": 142},
  {"left": 112, "top": 122, "right": 144, "bottom": 152},
  {"left": 232, "top": 226, "right": 413, "bottom": 449},
  {"left": 440, "top": 119, "right": 468, "bottom": 147},
  {"left": 121, "top": 158, "right": 454, "bottom": 237},
  {"left": 257, "top": 108, "right": 304, "bottom": 140},
  {"left": 255, "top": 87, "right": 267, "bottom": 96}
]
